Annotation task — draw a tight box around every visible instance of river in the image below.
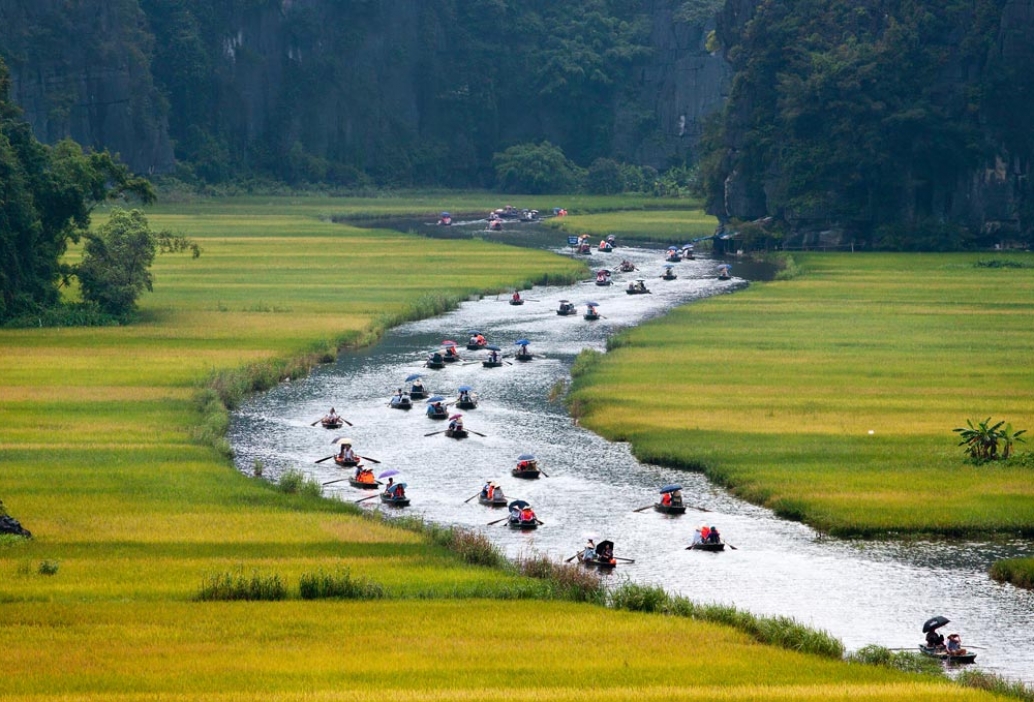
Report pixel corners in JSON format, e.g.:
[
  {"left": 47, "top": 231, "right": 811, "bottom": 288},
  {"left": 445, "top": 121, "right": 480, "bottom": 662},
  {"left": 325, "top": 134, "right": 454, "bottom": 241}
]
[{"left": 230, "top": 225, "right": 1034, "bottom": 682}]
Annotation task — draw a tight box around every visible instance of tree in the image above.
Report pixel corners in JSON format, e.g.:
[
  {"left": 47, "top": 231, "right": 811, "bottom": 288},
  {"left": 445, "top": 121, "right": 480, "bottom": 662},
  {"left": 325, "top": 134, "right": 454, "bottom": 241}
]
[
  {"left": 493, "top": 141, "right": 582, "bottom": 194},
  {"left": 76, "top": 208, "right": 198, "bottom": 319},
  {"left": 954, "top": 417, "right": 1027, "bottom": 463}
]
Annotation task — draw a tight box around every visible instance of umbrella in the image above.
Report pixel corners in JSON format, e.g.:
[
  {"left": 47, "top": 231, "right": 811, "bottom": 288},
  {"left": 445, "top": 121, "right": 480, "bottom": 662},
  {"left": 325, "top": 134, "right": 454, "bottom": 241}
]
[
  {"left": 449, "top": 413, "right": 463, "bottom": 420},
  {"left": 514, "top": 339, "right": 530, "bottom": 346},
  {"left": 718, "top": 263, "right": 732, "bottom": 271},
  {"left": 426, "top": 395, "right": 446, "bottom": 403},
  {"left": 440, "top": 212, "right": 450, "bottom": 217},
  {"left": 332, "top": 437, "right": 353, "bottom": 446},
  {"left": 484, "top": 344, "right": 501, "bottom": 351},
  {"left": 458, "top": 385, "right": 474, "bottom": 392},
  {"left": 659, "top": 484, "right": 682, "bottom": 494},
  {"left": 378, "top": 469, "right": 400, "bottom": 479},
  {"left": 405, "top": 373, "right": 423, "bottom": 382},
  {"left": 517, "top": 453, "right": 536, "bottom": 461},
  {"left": 468, "top": 330, "right": 482, "bottom": 335},
  {"left": 508, "top": 499, "right": 530, "bottom": 511},
  {"left": 663, "top": 263, "right": 675, "bottom": 269},
  {"left": 387, "top": 481, "right": 407, "bottom": 494},
  {"left": 667, "top": 245, "right": 678, "bottom": 250},
  {"left": 922, "top": 616, "right": 950, "bottom": 633},
  {"left": 585, "top": 301, "right": 600, "bottom": 307},
  {"left": 441, "top": 340, "right": 457, "bottom": 346}
]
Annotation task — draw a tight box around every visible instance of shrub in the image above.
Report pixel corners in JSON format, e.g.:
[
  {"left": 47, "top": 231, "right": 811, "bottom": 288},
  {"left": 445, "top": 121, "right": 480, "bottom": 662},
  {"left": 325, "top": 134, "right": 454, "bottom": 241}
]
[
  {"left": 196, "top": 570, "right": 287, "bottom": 601},
  {"left": 37, "top": 560, "right": 59, "bottom": 576},
  {"left": 298, "top": 569, "right": 386, "bottom": 600},
  {"left": 847, "top": 644, "right": 944, "bottom": 675},
  {"left": 954, "top": 417, "right": 1027, "bottom": 463},
  {"left": 277, "top": 469, "right": 322, "bottom": 497}
]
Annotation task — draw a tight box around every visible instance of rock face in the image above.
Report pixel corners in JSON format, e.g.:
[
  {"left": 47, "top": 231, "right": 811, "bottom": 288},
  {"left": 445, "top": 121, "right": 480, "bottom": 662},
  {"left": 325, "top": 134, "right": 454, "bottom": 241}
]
[
  {"left": 0, "top": 0, "right": 728, "bottom": 180},
  {"left": 710, "top": 0, "right": 1034, "bottom": 243}
]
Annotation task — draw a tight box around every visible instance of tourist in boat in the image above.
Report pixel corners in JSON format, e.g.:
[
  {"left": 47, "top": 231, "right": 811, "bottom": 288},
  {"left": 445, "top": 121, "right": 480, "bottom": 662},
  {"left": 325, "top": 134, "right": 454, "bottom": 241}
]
[
  {"left": 700, "top": 525, "right": 711, "bottom": 542},
  {"left": 444, "top": 345, "right": 459, "bottom": 361},
  {"left": 355, "top": 465, "right": 375, "bottom": 483},
  {"left": 487, "top": 348, "right": 500, "bottom": 363},
  {"left": 583, "top": 539, "right": 596, "bottom": 560},
  {"left": 338, "top": 441, "right": 358, "bottom": 462},
  {"left": 691, "top": 528, "right": 703, "bottom": 547},
  {"left": 427, "top": 400, "right": 445, "bottom": 417},
  {"left": 515, "top": 344, "right": 531, "bottom": 360},
  {"left": 596, "top": 541, "right": 613, "bottom": 561},
  {"left": 458, "top": 388, "right": 473, "bottom": 405},
  {"left": 661, "top": 491, "right": 673, "bottom": 507},
  {"left": 519, "top": 504, "right": 536, "bottom": 524},
  {"left": 707, "top": 526, "right": 721, "bottom": 544},
  {"left": 925, "top": 628, "right": 946, "bottom": 650},
  {"left": 671, "top": 489, "right": 683, "bottom": 506},
  {"left": 323, "top": 408, "right": 341, "bottom": 424},
  {"left": 428, "top": 351, "right": 444, "bottom": 365},
  {"left": 384, "top": 477, "right": 394, "bottom": 491},
  {"left": 516, "top": 457, "right": 535, "bottom": 472},
  {"left": 946, "top": 634, "right": 967, "bottom": 656},
  {"left": 511, "top": 290, "right": 522, "bottom": 303},
  {"left": 411, "top": 378, "right": 425, "bottom": 395},
  {"left": 448, "top": 415, "right": 464, "bottom": 432}
]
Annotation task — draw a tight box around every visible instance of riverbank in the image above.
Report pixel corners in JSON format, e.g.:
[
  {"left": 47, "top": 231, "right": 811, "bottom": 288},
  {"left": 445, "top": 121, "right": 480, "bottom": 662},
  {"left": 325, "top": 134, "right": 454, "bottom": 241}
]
[
  {"left": 0, "top": 196, "right": 1012, "bottom": 700},
  {"left": 567, "top": 252, "right": 1034, "bottom": 537}
]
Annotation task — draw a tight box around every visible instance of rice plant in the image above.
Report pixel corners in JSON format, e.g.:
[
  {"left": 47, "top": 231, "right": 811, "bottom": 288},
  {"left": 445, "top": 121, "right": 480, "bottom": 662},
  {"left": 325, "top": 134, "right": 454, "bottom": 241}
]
[
  {"left": 298, "top": 569, "right": 386, "bottom": 600},
  {"left": 196, "top": 570, "right": 287, "bottom": 601}
]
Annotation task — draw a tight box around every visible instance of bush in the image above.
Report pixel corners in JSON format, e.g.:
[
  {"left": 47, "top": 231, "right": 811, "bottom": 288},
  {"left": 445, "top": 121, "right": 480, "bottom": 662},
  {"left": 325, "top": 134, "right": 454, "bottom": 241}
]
[
  {"left": 196, "top": 570, "right": 287, "bottom": 601},
  {"left": 298, "top": 569, "right": 386, "bottom": 600},
  {"left": 586, "top": 158, "right": 625, "bottom": 194},
  {"left": 276, "top": 469, "right": 323, "bottom": 497},
  {"left": 37, "top": 560, "right": 59, "bottom": 576},
  {"left": 493, "top": 141, "right": 582, "bottom": 194}
]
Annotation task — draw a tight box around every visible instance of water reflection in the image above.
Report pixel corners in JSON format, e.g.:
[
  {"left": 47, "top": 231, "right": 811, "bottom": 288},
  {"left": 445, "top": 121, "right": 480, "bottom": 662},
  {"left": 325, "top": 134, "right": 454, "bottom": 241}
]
[{"left": 230, "top": 241, "right": 1034, "bottom": 682}]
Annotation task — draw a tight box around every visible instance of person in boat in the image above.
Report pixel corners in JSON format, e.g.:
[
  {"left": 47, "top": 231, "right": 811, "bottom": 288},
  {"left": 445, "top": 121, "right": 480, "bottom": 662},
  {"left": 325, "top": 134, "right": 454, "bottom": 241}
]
[
  {"left": 516, "top": 458, "right": 536, "bottom": 472},
  {"left": 480, "top": 481, "right": 492, "bottom": 499},
  {"left": 474, "top": 333, "right": 486, "bottom": 346},
  {"left": 707, "top": 526, "right": 721, "bottom": 544},
  {"left": 338, "top": 442, "right": 358, "bottom": 462},
  {"left": 384, "top": 477, "right": 394, "bottom": 491},
  {"left": 427, "top": 401, "right": 445, "bottom": 417},
  {"left": 946, "top": 633, "right": 967, "bottom": 656},
  {"left": 393, "top": 387, "right": 407, "bottom": 402},
  {"left": 511, "top": 290, "right": 522, "bottom": 303},
  {"left": 691, "top": 527, "right": 703, "bottom": 546},
  {"left": 586, "top": 304, "right": 598, "bottom": 315},
  {"left": 519, "top": 505, "right": 536, "bottom": 523},
  {"left": 444, "top": 345, "right": 459, "bottom": 360},
  {"left": 428, "top": 351, "right": 444, "bottom": 365},
  {"left": 700, "top": 525, "right": 711, "bottom": 542},
  {"left": 661, "top": 491, "right": 673, "bottom": 507},
  {"left": 583, "top": 539, "right": 596, "bottom": 560},
  {"left": 487, "top": 348, "right": 500, "bottom": 363},
  {"left": 355, "top": 466, "right": 375, "bottom": 483},
  {"left": 448, "top": 415, "right": 464, "bottom": 432},
  {"left": 516, "top": 345, "right": 530, "bottom": 359},
  {"left": 386, "top": 482, "right": 404, "bottom": 499},
  {"left": 458, "top": 389, "right": 473, "bottom": 405},
  {"left": 596, "top": 541, "right": 613, "bottom": 561},
  {"left": 411, "top": 378, "right": 425, "bottom": 394},
  {"left": 925, "top": 628, "right": 945, "bottom": 650},
  {"left": 324, "top": 408, "right": 341, "bottom": 423}
]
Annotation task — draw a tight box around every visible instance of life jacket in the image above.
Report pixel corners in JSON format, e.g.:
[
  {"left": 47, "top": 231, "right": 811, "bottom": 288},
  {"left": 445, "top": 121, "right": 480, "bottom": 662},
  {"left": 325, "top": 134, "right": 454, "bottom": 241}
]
[
  {"left": 662, "top": 493, "right": 672, "bottom": 505},
  {"left": 701, "top": 527, "right": 710, "bottom": 541}
]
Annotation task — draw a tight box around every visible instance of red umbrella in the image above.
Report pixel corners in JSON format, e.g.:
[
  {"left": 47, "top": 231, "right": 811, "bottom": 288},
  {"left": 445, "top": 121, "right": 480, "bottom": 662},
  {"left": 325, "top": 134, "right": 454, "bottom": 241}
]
[
  {"left": 449, "top": 414, "right": 463, "bottom": 420},
  {"left": 441, "top": 340, "right": 457, "bottom": 346}
]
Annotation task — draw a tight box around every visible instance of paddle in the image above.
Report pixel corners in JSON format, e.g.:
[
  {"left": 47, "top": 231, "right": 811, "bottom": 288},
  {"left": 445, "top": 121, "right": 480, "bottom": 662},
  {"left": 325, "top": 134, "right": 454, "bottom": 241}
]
[
  {"left": 315, "top": 454, "right": 337, "bottom": 464},
  {"left": 613, "top": 556, "right": 635, "bottom": 563},
  {"left": 632, "top": 504, "right": 655, "bottom": 513},
  {"left": 487, "top": 516, "right": 509, "bottom": 526},
  {"left": 564, "top": 553, "right": 580, "bottom": 563},
  {"left": 424, "top": 430, "right": 447, "bottom": 437},
  {"left": 463, "top": 491, "right": 482, "bottom": 504},
  {"left": 358, "top": 455, "right": 381, "bottom": 464},
  {"left": 355, "top": 494, "right": 380, "bottom": 504},
  {"left": 534, "top": 519, "right": 545, "bottom": 525},
  {"left": 467, "top": 429, "right": 488, "bottom": 438},
  {"left": 322, "top": 478, "right": 348, "bottom": 486},
  {"left": 310, "top": 419, "right": 322, "bottom": 426},
  {"left": 538, "top": 468, "right": 549, "bottom": 477}
]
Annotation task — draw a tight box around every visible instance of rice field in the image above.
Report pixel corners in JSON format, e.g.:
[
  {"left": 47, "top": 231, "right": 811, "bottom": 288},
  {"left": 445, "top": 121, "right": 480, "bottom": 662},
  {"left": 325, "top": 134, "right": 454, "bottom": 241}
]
[
  {"left": 568, "top": 252, "right": 1034, "bottom": 537},
  {"left": 0, "top": 197, "right": 1011, "bottom": 700},
  {"left": 546, "top": 207, "right": 717, "bottom": 243}
]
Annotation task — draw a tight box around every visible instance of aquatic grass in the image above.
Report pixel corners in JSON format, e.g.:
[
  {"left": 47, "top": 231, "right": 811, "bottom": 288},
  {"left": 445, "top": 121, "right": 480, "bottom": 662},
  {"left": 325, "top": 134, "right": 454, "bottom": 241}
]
[
  {"left": 956, "top": 669, "right": 1034, "bottom": 702},
  {"left": 568, "top": 252, "right": 1034, "bottom": 537},
  {"left": 848, "top": 645, "right": 946, "bottom": 676},
  {"left": 298, "top": 568, "right": 386, "bottom": 600},
  {"left": 196, "top": 569, "right": 288, "bottom": 601},
  {"left": 989, "top": 557, "right": 1034, "bottom": 589}
]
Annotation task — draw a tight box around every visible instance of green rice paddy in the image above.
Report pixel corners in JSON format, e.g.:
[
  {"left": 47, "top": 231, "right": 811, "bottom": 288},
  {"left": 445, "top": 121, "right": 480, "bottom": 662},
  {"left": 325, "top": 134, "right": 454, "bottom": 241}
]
[
  {"left": 0, "top": 195, "right": 1014, "bottom": 700},
  {"left": 568, "top": 252, "right": 1034, "bottom": 537}
]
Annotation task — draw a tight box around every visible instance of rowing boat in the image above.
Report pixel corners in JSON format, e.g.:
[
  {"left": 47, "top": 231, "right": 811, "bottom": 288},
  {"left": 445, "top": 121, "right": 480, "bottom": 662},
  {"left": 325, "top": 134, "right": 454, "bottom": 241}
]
[
  {"left": 482, "top": 360, "right": 504, "bottom": 368},
  {"left": 688, "top": 541, "right": 726, "bottom": 552},
  {"left": 333, "top": 456, "right": 360, "bottom": 468},
  {"left": 389, "top": 395, "right": 412, "bottom": 410},
  {"left": 349, "top": 477, "right": 379, "bottom": 490},
  {"left": 653, "top": 502, "right": 687, "bottom": 515},
  {"left": 445, "top": 428, "right": 468, "bottom": 439},
  {"left": 577, "top": 539, "right": 617, "bottom": 568},
  {"left": 918, "top": 646, "right": 977, "bottom": 664},
  {"left": 321, "top": 419, "right": 343, "bottom": 429},
  {"left": 479, "top": 493, "right": 508, "bottom": 507},
  {"left": 380, "top": 492, "right": 410, "bottom": 507}
]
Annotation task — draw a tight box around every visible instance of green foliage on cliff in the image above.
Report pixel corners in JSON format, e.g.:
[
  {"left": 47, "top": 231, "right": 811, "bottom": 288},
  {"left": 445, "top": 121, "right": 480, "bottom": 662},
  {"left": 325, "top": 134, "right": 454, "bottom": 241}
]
[{"left": 701, "top": 0, "right": 1033, "bottom": 246}]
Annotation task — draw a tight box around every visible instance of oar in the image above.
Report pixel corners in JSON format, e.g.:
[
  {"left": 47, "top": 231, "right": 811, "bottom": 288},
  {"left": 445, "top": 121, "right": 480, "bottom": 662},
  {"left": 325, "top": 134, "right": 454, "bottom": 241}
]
[
  {"left": 633, "top": 504, "right": 655, "bottom": 513},
  {"left": 726, "top": 543, "right": 738, "bottom": 550},
  {"left": 534, "top": 519, "right": 545, "bottom": 525},
  {"left": 537, "top": 468, "right": 549, "bottom": 477},
  {"left": 564, "top": 553, "right": 580, "bottom": 563},
  {"left": 358, "top": 455, "right": 381, "bottom": 464},
  {"left": 613, "top": 556, "right": 635, "bottom": 563},
  {"left": 315, "top": 454, "right": 337, "bottom": 464},
  {"left": 310, "top": 419, "right": 322, "bottom": 426},
  {"left": 424, "top": 430, "right": 447, "bottom": 437},
  {"left": 463, "top": 491, "right": 482, "bottom": 504},
  {"left": 322, "top": 478, "right": 348, "bottom": 486},
  {"left": 355, "top": 494, "right": 380, "bottom": 504},
  {"left": 467, "top": 429, "right": 488, "bottom": 438},
  {"left": 487, "top": 516, "right": 509, "bottom": 526}
]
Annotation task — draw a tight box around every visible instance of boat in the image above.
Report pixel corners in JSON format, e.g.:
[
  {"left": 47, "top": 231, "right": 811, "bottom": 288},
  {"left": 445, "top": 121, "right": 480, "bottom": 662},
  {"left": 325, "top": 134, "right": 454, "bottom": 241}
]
[
  {"left": 426, "top": 397, "right": 449, "bottom": 419},
  {"left": 618, "top": 260, "right": 636, "bottom": 273},
  {"left": 688, "top": 541, "right": 726, "bottom": 552},
  {"left": 445, "top": 427, "right": 469, "bottom": 439},
  {"left": 479, "top": 492, "right": 508, "bottom": 507},
  {"left": 584, "top": 307, "right": 600, "bottom": 321},
  {"left": 389, "top": 394, "right": 412, "bottom": 410},
  {"left": 918, "top": 646, "right": 977, "bottom": 664},
  {"left": 661, "top": 271, "right": 677, "bottom": 280},
  {"left": 380, "top": 482, "right": 410, "bottom": 507},
  {"left": 321, "top": 419, "right": 343, "bottom": 429},
  {"left": 482, "top": 359, "right": 504, "bottom": 368},
  {"left": 606, "top": 235, "right": 617, "bottom": 248},
  {"left": 653, "top": 484, "right": 686, "bottom": 514},
  {"left": 409, "top": 386, "right": 427, "bottom": 400},
  {"left": 507, "top": 499, "right": 539, "bottom": 529},
  {"left": 595, "top": 278, "right": 612, "bottom": 286},
  {"left": 556, "top": 300, "right": 576, "bottom": 316},
  {"left": 442, "top": 353, "right": 461, "bottom": 363},
  {"left": 625, "top": 280, "right": 650, "bottom": 295},
  {"left": 577, "top": 539, "right": 617, "bottom": 568},
  {"left": 437, "top": 212, "right": 452, "bottom": 226},
  {"left": 349, "top": 476, "right": 379, "bottom": 490},
  {"left": 454, "top": 386, "right": 478, "bottom": 410},
  {"left": 509, "top": 298, "right": 525, "bottom": 306},
  {"left": 334, "top": 456, "right": 360, "bottom": 468},
  {"left": 466, "top": 331, "right": 488, "bottom": 351},
  {"left": 511, "top": 454, "right": 541, "bottom": 479},
  {"left": 717, "top": 264, "right": 732, "bottom": 281},
  {"left": 665, "top": 248, "right": 682, "bottom": 262},
  {"left": 598, "top": 242, "right": 613, "bottom": 252},
  {"left": 425, "top": 355, "right": 445, "bottom": 370},
  {"left": 514, "top": 352, "right": 533, "bottom": 362}
]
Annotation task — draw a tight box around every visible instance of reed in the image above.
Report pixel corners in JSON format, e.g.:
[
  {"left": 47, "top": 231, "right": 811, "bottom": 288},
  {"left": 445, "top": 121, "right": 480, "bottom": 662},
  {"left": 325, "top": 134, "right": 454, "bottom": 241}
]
[
  {"left": 298, "top": 568, "right": 386, "bottom": 600},
  {"left": 988, "top": 557, "right": 1034, "bottom": 590},
  {"left": 196, "top": 569, "right": 288, "bottom": 601},
  {"left": 956, "top": 670, "right": 1034, "bottom": 702}
]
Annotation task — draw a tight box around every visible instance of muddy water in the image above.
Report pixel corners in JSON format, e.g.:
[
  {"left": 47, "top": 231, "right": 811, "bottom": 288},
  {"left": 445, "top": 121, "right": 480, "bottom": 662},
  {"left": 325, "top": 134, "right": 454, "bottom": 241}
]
[{"left": 230, "top": 237, "right": 1034, "bottom": 681}]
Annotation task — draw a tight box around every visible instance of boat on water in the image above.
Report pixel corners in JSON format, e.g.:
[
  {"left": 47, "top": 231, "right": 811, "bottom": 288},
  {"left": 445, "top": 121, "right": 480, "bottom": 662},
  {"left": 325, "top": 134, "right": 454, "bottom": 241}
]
[
  {"left": 349, "top": 476, "right": 379, "bottom": 490},
  {"left": 380, "top": 482, "right": 410, "bottom": 507},
  {"left": 688, "top": 541, "right": 725, "bottom": 552},
  {"left": 918, "top": 646, "right": 976, "bottom": 664},
  {"left": 479, "top": 492, "right": 508, "bottom": 507},
  {"left": 556, "top": 300, "right": 576, "bottom": 316},
  {"left": 482, "top": 359, "right": 504, "bottom": 368},
  {"left": 466, "top": 330, "right": 488, "bottom": 350},
  {"left": 513, "top": 339, "right": 533, "bottom": 362},
  {"left": 509, "top": 298, "right": 525, "bottom": 306},
  {"left": 445, "top": 427, "right": 469, "bottom": 439},
  {"left": 426, "top": 397, "right": 449, "bottom": 419},
  {"left": 626, "top": 280, "right": 650, "bottom": 295},
  {"left": 583, "top": 303, "right": 600, "bottom": 321},
  {"left": 577, "top": 539, "right": 617, "bottom": 568},
  {"left": 618, "top": 260, "right": 636, "bottom": 273},
  {"left": 425, "top": 353, "right": 446, "bottom": 369},
  {"left": 454, "top": 386, "right": 478, "bottom": 410},
  {"left": 598, "top": 241, "right": 613, "bottom": 252},
  {"left": 661, "top": 264, "right": 677, "bottom": 280},
  {"left": 507, "top": 499, "right": 539, "bottom": 529},
  {"left": 511, "top": 453, "right": 541, "bottom": 479},
  {"left": 389, "top": 393, "right": 413, "bottom": 410},
  {"left": 717, "top": 264, "right": 732, "bottom": 281},
  {"left": 653, "top": 484, "right": 686, "bottom": 514},
  {"left": 665, "top": 247, "right": 682, "bottom": 262},
  {"left": 321, "top": 419, "right": 343, "bottom": 430}
]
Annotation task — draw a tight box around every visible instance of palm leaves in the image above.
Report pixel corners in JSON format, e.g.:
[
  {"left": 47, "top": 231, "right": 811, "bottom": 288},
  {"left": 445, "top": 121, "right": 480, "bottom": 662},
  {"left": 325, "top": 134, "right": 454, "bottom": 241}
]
[{"left": 953, "top": 417, "right": 1027, "bottom": 462}]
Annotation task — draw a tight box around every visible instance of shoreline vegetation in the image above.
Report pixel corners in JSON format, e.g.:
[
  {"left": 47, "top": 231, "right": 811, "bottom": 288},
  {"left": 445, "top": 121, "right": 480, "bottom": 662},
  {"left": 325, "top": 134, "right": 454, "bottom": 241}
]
[
  {"left": 0, "top": 194, "right": 1027, "bottom": 700},
  {"left": 563, "top": 250, "right": 1033, "bottom": 560}
]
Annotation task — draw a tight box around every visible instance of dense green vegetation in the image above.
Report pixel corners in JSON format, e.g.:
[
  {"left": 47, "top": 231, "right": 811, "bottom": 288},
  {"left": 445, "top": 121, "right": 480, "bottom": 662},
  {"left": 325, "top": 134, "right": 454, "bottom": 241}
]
[
  {"left": 2, "top": 197, "right": 1003, "bottom": 701},
  {"left": 701, "top": 0, "right": 1034, "bottom": 246},
  {"left": 568, "top": 252, "right": 1034, "bottom": 537}
]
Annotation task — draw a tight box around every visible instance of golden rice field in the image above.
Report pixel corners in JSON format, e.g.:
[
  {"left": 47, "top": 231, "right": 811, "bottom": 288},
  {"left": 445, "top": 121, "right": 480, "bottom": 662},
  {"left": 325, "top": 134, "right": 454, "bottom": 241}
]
[
  {"left": 569, "top": 252, "right": 1034, "bottom": 536},
  {"left": 547, "top": 208, "right": 717, "bottom": 243},
  {"left": 0, "top": 196, "right": 1009, "bottom": 700}
]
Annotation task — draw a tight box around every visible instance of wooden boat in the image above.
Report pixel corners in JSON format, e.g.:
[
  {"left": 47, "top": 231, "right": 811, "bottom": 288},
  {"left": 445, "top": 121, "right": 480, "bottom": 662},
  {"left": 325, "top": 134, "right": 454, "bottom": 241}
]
[
  {"left": 389, "top": 395, "right": 412, "bottom": 410},
  {"left": 511, "top": 466, "right": 540, "bottom": 479},
  {"left": 556, "top": 301, "right": 576, "bottom": 316},
  {"left": 918, "top": 646, "right": 976, "bottom": 664},
  {"left": 618, "top": 261, "right": 636, "bottom": 272},
  {"left": 661, "top": 272, "right": 677, "bottom": 280},
  {"left": 688, "top": 541, "right": 726, "bottom": 552},
  {"left": 625, "top": 284, "right": 650, "bottom": 295},
  {"left": 321, "top": 419, "right": 343, "bottom": 430},
  {"left": 409, "top": 387, "right": 427, "bottom": 400},
  {"left": 584, "top": 311, "right": 600, "bottom": 321},
  {"left": 454, "top": 398, "right": 478, "bottom": 410},
  {"left": 349, "top": 476, "right": 379, "bottom": 490},
  {"left": 577, "top": 539, "right": 617, "bottom": 568},
  {"left": 665, "top": 252, "right": 682, "bottom": 262},
  {"left": 334, "top": 456, "right": 360, "bottom": 468},
  {"left": 482, "top": 360, "right": 504, "bottom": 368},
  {"left": 514, "top": 353, "right": 533, "bottom": 362},
  {"left": 380, "top": 491, "right": 410, "bottom": 507},
  {"left": 445, "top": 428, "right": 469, "bottom": 439},
  {"left": 595, "top": 279, "right": 612, "bottom": 286},
  {"left": 653, "top": 502, "right": 687, "bottom": 515},
  {"left": 426, "top": 406, "right": 449, "bottom": 420},
  {"left": 466, "top": 342, "right": 486, "bottom": 350},
  {"left": 508, "top": 515, "right": 539, "bottom": 529},
  {"left": 598, "top": 243, "right": 613, "bottom": 252},
  {"left": 478, "top": 493, "right": 508, "bottom": 507},
  {"left": 718, "top": 273, "right": 731, "bottom": 281},
  {"left": 509, "top": 299, "right": 525, "bottom": 306},
  {"left": 425, "top": 358, "right": 445, "bottom": 369}
]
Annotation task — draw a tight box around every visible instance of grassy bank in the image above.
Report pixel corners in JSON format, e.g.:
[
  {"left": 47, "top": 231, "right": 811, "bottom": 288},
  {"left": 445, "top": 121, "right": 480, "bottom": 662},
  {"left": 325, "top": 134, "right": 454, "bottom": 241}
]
[
  {"left": 568, "top": 252, "right": 1034, "bottom": 537},
  {"left": 0, "top": 197, "right": 1009, "bottom": 700},
  {"left": 546, "top": 206, "right": 716, "bottom": 244},
  {"left": 990, "top": 557, "right": 1034, "bottom": 590}
]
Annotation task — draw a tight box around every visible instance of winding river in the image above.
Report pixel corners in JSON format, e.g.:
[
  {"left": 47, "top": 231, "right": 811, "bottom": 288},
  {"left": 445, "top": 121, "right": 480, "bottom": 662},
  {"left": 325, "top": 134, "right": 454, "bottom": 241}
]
[{"left": 230, "top": 226, "right": 1034, "bottom": 682}]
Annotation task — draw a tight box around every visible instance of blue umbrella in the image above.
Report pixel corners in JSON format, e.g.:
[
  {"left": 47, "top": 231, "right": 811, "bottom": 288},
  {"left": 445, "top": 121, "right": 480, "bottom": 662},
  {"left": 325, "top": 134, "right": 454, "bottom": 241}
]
[
  {"left": 426, "top": 395, "right": 446, "bottom": 403},
  {"left": 514, "top": 339, "right": 530, "bottom": 346},
  {"left": 667, "top": 245, "right": 678, "bottom": 250},
  {"left": 585, "top": 301, "right": 600, "bottom": 307},
  {"left": 387, "top": 482, "right": 407, "bottom": 494},
  {"left": 468, "top": 330, "right": 482, "bottom": 335},
  {"left": 508, "top": 499, "right": 530, "bottom": 511},
  {"left": 441, "top": 212, "right": 450, "bottom": 217},
  {"left": 484, "top": 344, "right": 501, "bottom": 351},
  {"left": 517, "top": 453, "right": 536, "bottom": 461},
  {"left": 458, "top": 385, "right": 474, "bottom": 392},
  {"left": 379, "top": 469, "right": 400, "bottom": 479},
  {"left": 663, "top": 263, "right": 675, "bottom": 269},
  {"left": 659, "top": 484, "right": 682, "bottom": 494},
  {"left": 405, "top": 373, "right": 423, "bottom": 382}
]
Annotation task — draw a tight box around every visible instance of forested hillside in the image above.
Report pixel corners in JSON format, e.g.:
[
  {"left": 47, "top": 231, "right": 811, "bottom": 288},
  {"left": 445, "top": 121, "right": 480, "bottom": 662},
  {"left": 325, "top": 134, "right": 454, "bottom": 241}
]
[{"left": 0, "top": 0, "right": 727, "bottom": 186}]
